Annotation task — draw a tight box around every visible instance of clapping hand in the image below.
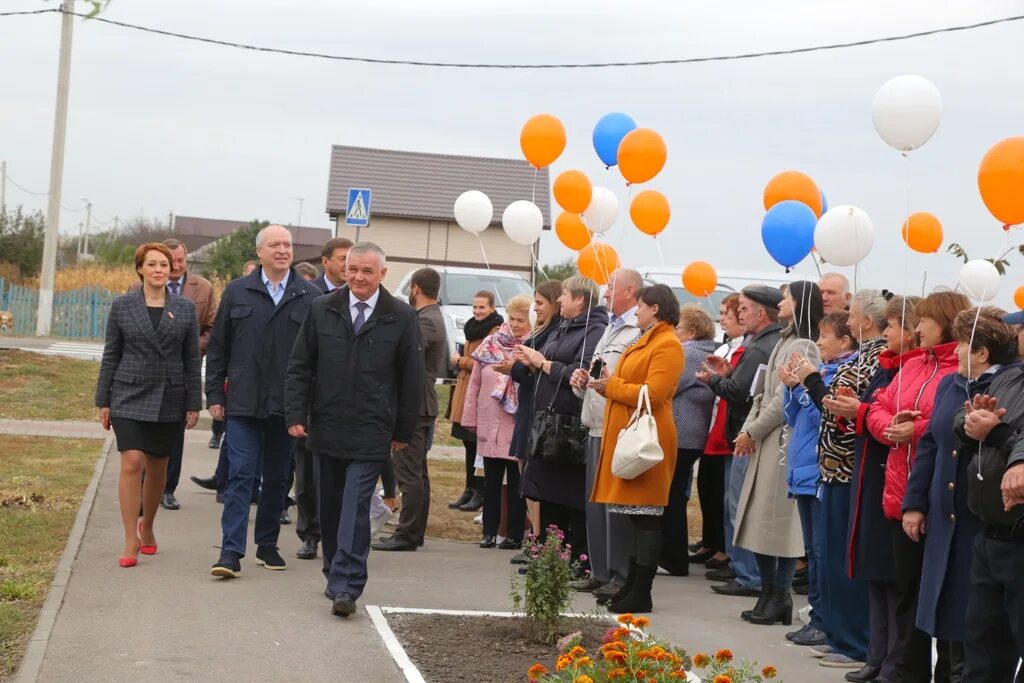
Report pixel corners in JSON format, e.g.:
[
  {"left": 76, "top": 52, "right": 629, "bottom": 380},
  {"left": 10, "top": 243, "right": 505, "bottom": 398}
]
[
  {"left": 886, "top": 411, "right": 921, "bottom": 444},
  {"left": 823, "top": 386, "right": 860, "bottom": 420},
  {"left": 703, "top": 354, "right": 732, "bottom": 378},
  {"left": 786, "top": 352, "right": 817, "bottom": 383},
  {"left": 779, "top": 364, "right": 800, "bottom": 389},
  {"left": 1003, "top": 464, "right": 1024, "bottom": 511},
  {"left": 964, "top": 396, "right": 1006, "bottom": 442}
]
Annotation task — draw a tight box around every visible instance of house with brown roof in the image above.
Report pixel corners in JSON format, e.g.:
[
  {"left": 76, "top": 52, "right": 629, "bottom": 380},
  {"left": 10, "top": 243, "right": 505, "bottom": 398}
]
[{"left": 325, "top": 145, "right": 551, "bottom": 289}]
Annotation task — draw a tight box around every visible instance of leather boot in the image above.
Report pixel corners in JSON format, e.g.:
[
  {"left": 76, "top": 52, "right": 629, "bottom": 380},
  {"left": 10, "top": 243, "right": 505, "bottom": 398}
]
[
  {"left": 747, "top": 585, "right": 793, "bottom": 626},
  {"left": 608, "top": 530, "right": 660, "bottom": 614},
  {"left": 598, "top": 557, "right": 635, "bottom": 606},
  {"left": 741, "top": 585, "right": 771, "bottom": 621},
  {"left": 458, "top": 490, "right": 485, "bottom": 512},
  {"left": 447, "top": 488, "right": 472, "bottom": 509}
]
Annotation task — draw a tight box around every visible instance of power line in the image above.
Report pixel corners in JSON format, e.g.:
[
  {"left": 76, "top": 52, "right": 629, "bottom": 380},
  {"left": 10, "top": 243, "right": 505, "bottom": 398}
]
[
  {"left": 6, "top": 7, "right": 1024, "bottom": 69},
  {"left": 4, "top": 174, "right": 48, "bottom": 196}
]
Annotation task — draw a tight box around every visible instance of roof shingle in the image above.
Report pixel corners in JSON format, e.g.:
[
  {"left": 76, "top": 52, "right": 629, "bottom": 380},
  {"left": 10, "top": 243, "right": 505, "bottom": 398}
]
[{"left": 326, "top": 145, "right": 551, "bottom": 228}]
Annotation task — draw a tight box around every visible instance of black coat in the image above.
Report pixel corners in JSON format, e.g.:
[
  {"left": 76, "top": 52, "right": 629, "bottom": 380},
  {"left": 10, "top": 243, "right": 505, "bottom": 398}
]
[
  {"left": 284, "top": 285, "right": 424, "bottom": 461},
  {"left": 903, "top": 370, "right": 1002, "bottom": 640},
  {"left": 509, "top": 317, "right": 561, "bottom": 460},
  {"left": 521, "top": 308, "right": 608, "bottom": 510},
  {"left": 205, "top": 267, "right": 321, "bottom": 419},
  {"left": 708, "top": 323, "right": 783, "bottom": 443}
]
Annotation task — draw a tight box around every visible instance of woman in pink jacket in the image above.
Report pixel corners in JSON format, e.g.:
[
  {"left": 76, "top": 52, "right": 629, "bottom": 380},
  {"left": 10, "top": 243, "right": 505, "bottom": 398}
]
[
  {"left": 461, "top": 295, "right": 533, "bottom": 549},
  {"left": 865, "top": 290, "right": 969, "bottom": 683}
]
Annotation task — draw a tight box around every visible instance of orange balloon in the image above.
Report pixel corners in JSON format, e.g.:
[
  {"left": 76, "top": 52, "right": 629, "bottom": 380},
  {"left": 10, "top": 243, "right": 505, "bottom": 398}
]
[
  {"left": 555, "top": 211, "right": 593, "bottom": 251},
  {"left": 629, "top": 190, "right": 671, "bottom": 236},
  {"left": 617, "top": 128, "right": 667, "bottom": 185},
  {"left": 577, "top": 242, "right": 621, "bottom": 286},
  {"left": 978, "top": 137, "right": 1024, "bottom": 226},
  {"left": 763, "top": 171, "right": 823, "bottom": 217},
  {"left": 682, "top": 261, "right": 718, "bottom": 297},
  {"left": 901, "top": 212, "right": 943, "bottom": 253},
  {"left": 553, "top": 170, "right": 593, "bottom": 214},
  {"left": 520, "top": 114, "right": 566, "bottom": 169},
  {"left": 1015, "top": 285, "right": 1024, "bottom": 310}
]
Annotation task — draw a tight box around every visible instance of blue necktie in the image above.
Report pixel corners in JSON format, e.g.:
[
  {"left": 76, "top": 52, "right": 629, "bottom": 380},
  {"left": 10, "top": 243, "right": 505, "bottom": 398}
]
[
  {"left": 353, "top": 302, "right": 368, "bottom": 334},
  {"left": 168, "top": 282, "right": 179, "bottom": 296}
]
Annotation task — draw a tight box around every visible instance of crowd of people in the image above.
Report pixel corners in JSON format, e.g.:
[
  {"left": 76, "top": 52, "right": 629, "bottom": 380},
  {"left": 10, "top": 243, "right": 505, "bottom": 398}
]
[{"left": 95, "top": 230, "right": 1023, "bottom": 682}]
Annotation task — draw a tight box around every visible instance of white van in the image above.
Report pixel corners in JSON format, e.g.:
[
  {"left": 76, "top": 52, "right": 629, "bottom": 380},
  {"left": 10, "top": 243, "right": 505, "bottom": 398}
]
[{"left": 396, "top": 265, "right": 534, "bottom": 366}]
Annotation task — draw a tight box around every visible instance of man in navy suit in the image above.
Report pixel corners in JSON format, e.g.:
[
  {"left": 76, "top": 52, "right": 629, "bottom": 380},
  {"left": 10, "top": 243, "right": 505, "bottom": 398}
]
[
  {"left": 312, "top": 237, "right": 352, "bottom": 294},
  {"left": 205, "top": 225, "right": 322, "bottom": 578}
]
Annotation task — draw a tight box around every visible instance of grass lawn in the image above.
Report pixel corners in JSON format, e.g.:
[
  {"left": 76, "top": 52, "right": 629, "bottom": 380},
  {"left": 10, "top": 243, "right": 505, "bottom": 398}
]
[
  {"left": 0, "top": 350, "right": 98, "bottom": 421},
  {"left": 0, "top": 436, "right": 102, "bottom": 680}
]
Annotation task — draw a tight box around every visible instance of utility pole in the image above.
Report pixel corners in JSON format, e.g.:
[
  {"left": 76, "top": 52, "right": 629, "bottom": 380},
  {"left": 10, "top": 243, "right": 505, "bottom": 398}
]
[
  {"left": 112, "top": 215, "right": 119, "bottom": 236},
  {"left": 36, "top": 0, "right": 76, "bottom": 336},
  {"left": 1, "top": 161, "right": 6, "bottom": 213}
]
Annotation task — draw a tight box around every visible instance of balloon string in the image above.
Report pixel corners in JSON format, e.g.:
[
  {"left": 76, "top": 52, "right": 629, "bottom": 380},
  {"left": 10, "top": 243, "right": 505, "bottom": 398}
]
[
  {"left": 476, "top": 236, "right": 506, "bottom": 310},
  {"left": 615, "top": 184, "right": 634, "bottom": 257},
  {"left": 530, "top": 249, "right": 551, "bottom": 282},
  {"left": 812, "top": 252, "right": 823, "bottom": 279},
  {"left": 654, "top": 236, "right": 666, "bottom": 266},
  {"left": 897, "top": 151, "right": 911, "bottom": 408},
  {"left": 531, "top": 167, "right": 538, "bottom": 205}
]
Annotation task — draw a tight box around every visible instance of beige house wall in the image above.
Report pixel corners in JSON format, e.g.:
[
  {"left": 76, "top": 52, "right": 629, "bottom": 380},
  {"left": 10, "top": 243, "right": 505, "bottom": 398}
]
[{"left": 334, "top": 215, "right": 535, "bottom": 291}]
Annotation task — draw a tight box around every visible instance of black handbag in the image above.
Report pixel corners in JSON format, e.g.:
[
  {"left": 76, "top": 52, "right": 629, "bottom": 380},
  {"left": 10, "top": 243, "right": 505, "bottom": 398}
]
[{"left": 530, "top": 368, "right": 588, "bottom": 466}]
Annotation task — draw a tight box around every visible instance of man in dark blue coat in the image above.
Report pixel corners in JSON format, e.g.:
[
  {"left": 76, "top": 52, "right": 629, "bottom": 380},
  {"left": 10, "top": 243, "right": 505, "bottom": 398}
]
[
  {"left": 205, "top": 225, "right": 322, "bottom": 578},
  {"left": 285, "top": 242, "right": 423, "bottom": 617}
]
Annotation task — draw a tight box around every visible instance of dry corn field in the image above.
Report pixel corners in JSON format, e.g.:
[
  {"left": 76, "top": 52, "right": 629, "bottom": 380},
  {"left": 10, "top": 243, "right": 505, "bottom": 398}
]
[{"left": 19, "top": 265, "right": 230, "bottom": 296}]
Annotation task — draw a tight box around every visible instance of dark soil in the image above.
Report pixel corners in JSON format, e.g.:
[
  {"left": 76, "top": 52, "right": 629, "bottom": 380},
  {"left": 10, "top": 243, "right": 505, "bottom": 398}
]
[{"left": 386, "top": 613, "right": 610, "bottom": 683}]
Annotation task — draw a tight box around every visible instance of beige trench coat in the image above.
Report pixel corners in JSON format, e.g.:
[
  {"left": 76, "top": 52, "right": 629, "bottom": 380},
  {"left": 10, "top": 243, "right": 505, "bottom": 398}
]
[{"left": 734, "top": 332, "right": 821, "bottom": 558}]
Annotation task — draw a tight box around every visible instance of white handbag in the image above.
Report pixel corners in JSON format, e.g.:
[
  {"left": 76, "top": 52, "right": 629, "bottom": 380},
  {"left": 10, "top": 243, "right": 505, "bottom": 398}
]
[{"left": 611, "top": 384, "right": 664, "bottom": 480}]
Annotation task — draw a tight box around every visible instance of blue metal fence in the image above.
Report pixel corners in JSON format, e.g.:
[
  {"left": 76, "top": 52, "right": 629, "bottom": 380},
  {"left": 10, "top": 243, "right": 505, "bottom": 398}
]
[{"left": 0, "top": 278, "right": 117, "bottom": 339}]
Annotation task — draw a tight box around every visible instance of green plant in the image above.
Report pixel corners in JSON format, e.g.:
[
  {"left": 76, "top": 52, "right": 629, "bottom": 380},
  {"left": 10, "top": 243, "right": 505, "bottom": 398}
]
[
  {"left": 528, "top": 614, "right": 780, "bottom": 683},
  {"left": 205, "top": 220, "right": 267, "bottom": 280},
  {"left": 511, "top": 525, "right": 579, "bottom": 644},
  {"left": 536, "top": 257, "right": 579, "bottom": 283},
  {"left": 0, "top": 206, "right": 45, "bottom": 279}
]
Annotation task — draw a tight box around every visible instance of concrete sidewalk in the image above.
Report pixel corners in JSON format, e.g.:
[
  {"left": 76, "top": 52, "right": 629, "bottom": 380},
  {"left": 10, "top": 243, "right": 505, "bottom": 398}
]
[{"left": 25, "top": 430, "right": 840, "bottom": 682}]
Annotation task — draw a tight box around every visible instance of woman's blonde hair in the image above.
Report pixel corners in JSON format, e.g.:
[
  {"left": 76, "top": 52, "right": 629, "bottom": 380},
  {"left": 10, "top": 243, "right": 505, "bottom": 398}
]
[
  {"left": 561, "top": 275, "right": 600, "bottom": 310},
  {"left": 505, "top": 294, "right": 532, "bottom": 319},
  {"left": 678, "top": 304, "right": 715, "bottom": 341}
]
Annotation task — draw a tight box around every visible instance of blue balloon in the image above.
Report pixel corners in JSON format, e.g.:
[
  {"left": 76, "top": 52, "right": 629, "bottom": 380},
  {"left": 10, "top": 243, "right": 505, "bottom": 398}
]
[
  {"left": 761, "top": 200, "right": 817, "bottom": 269},
  {"left": 592, "top": 112, "right": 637, "bottom": 167},
  {"left": 820, "top": 190, "right": 829, "bottom": 216}
]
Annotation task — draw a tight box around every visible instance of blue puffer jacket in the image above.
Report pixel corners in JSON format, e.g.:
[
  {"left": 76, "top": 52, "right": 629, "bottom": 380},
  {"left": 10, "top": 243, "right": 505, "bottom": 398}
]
[{"left": 784, "top": 353, "right": 852, "bottom": 496}]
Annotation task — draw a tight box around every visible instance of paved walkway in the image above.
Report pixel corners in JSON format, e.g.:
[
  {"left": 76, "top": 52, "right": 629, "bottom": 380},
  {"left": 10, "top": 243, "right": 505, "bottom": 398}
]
[
  {"left": 14, "top": 428, "right": 837, "bottom": 682},
  {"left": 0, "top": 419, "right": 107, "bottom": 438}
]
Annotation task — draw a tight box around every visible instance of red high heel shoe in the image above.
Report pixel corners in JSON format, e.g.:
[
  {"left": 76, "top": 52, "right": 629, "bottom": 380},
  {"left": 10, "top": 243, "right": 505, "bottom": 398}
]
[
  {"left": 137, "top": 520, "right": 158, "bottom": 556},
  {"left": 119, "top": 556, "right": 138, "bottom": 568}
]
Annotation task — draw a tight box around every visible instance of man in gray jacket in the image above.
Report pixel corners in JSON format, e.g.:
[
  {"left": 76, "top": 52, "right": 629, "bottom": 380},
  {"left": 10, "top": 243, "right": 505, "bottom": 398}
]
[{"left": 568, "top": 268, "right": 643, "bottom": 602}]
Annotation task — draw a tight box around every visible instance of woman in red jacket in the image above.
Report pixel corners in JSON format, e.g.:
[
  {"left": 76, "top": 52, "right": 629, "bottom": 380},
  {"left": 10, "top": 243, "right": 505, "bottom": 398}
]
[{"left": 865, "top": 291, "right": 969, "bottom": 683}]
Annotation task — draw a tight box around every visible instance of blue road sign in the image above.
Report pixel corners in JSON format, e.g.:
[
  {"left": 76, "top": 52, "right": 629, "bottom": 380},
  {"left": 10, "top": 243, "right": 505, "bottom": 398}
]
[{"left": 345, "top": 188, "right": 372, "bottom": 228}]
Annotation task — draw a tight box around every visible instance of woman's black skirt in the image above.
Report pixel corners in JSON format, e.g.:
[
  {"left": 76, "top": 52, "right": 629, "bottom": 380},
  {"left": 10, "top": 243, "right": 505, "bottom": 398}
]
[{"left": 111, "top": 418, "right": 183, "bottom": 458}]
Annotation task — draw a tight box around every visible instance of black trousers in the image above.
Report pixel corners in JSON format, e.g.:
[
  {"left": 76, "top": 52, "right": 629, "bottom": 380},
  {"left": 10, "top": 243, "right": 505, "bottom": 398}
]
[
  {"left": 963, "top": 533, "right": 1024, "bottom": 682},
  {"left": 660, "top": 448, "right": 700, "bottom": 574},
  {"left": 293, "top": 438, "right": 320, "bottom": 543},
  {"left": 483, "top": 457, "right": 525, "bottom": 539},
  {"left": 540, "top": 502, "right": 587, "bottom": 561},
  {"left": 461, "top": 439, "right": 483, "bottom": 493},
  {"left": 696, "top": 454, "right": 726, "bottom": 552},
  {"left": 392, "top": 416, "right": 434, "bottom": 544},
  {"left": 212, "top": 418, "right": 225, "bottom": 439},
  {"left": 890, "top": 520, "right": 933, "bottom": 683},
  {"left": 164, "top": 427, "right": 186, "bottom": 494}
]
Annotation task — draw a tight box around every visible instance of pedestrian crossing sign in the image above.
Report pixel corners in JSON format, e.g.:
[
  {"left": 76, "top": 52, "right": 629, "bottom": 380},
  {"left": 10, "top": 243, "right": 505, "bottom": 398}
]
[{"left": 345, "top": 188, "right": 372, "bottom": 228}]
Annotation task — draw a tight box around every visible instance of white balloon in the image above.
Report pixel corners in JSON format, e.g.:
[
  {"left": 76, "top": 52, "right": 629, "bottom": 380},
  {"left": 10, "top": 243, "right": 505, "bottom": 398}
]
[
  {"left": 584, "top": 187, "right": 618, "bottom": 234},
  {"left": 814, "top": 205, "right": 875, "bottom": 267},
  {"left": 501, "top": 200, "right": 543, "bottom": 246},
  {"left": 958, "top": 259, "right": 1001, "bottom": 302},
  {"left": 453, "top": 190, "right": 493, "bottom": 235},
  {"left": 871, "top": 75, "right": 943, "bottom": 152}
]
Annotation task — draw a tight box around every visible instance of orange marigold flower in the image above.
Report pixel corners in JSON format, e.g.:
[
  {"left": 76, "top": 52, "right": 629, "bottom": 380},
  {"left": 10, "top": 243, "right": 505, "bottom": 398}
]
[
  {"left": 603, "top": 650, "right": 628, "bottom": 665},
  {"left": 612, "top": 627, "right": 631, "bottom": 640},
  {"left": 633, "top": 616, "right": 650, "bottom": 629},
  {"left": 616, "top": 614, "right": 635, "bottom": 625},
  {"left": 574, "top": 676, "right": 594, "bottom": 683},
  {"left": 573, "top": 657, "right": 593, "bottom": 669},
  {"left": 568, "top": 646, "right": 587, "bottom": 659},
  {"left": 715, "top": 649, "right": 734, "bottom": 663},
  {"left": 636, "top": 672, "right": 646, "bottom": 680},
  {"left": 601, "top": 641, "right": 626, "bottom": 654},
  {"left": 608, "top": 668, "right": 628, "bottom": 680},
  {"left": 556, "top": 656, "right": 571, "bottom": 671},
  {"left": 669, "top": 673, "right": 688, "bottom": 680},
  {"left": 761, "top": 665, "right": 778, "bottom": 679},
  {"left": 527, "top": 663, "right": 548, "bottom": 681},
  {"left": 692, "top": 653, "right": 710, "bottom": 668},
  {"left": 712, "top": 675, "right": 733, "bottom": 683}
]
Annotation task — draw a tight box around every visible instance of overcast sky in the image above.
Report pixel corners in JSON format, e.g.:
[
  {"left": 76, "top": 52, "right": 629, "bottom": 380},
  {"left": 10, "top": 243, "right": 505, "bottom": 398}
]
[{"left": 2, "top": 0, "right": 1023, "bottom": 304}]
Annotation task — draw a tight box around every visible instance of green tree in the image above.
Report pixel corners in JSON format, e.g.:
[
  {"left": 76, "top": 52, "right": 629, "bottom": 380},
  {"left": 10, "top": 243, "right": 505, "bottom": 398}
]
[
  {"left": 0, "top": 206, "right": 46, "bottom": 279},
  {"left": 535, "top": 257, "right": 577, "bottom": 283},
  {"left": 206, "top": 220, "right": 268, "bottom": 279}
]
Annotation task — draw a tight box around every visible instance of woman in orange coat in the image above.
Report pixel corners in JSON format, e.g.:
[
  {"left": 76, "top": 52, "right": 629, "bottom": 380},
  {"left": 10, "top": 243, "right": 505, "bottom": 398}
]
[{"left": 590, "top": 284, "right": 684, "bottom": 614}]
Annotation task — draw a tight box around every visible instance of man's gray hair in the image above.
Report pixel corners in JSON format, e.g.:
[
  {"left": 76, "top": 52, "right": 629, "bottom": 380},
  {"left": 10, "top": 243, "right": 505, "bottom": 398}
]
[
  {"left": 348, "top": 241, "right": 387, "bottom": 268},
  {"left": 821, "top": 272, "right": 851, "bottom": 293},
  {"left": 255, "top": 224, "right": 290, "bottom": 248},
  {"left": 611, "top": 268, "right": 643, "bottom": 297},
  {"left": 853, "top": 288, "right": 888, "bottom": 331}
]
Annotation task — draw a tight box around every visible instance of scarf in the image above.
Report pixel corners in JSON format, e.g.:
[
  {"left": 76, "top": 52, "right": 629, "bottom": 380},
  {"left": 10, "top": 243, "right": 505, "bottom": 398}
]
[
  {"left": 463, "top": 310, "right": 504, "bottom": 342},
  {"left": 472, "top": 322, "right": 528, "bottom": 414}
]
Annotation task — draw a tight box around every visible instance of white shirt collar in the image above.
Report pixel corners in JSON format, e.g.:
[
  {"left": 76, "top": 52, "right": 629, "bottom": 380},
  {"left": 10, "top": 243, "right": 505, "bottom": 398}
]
[
  {"left": 610, "top": 305, "right": 638, "bottom": 328},
  {"left": 261, "top": 269, "right": 290, "bottom": 289},
  {"left": 350, "top": 288, "right": 381, "bottom": 315},
  {"left": 323, "top": 273, "right": 343, "bottom": 292}
]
